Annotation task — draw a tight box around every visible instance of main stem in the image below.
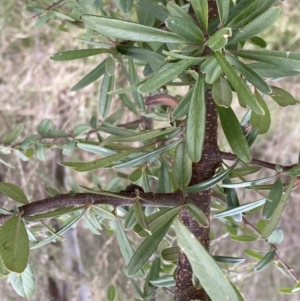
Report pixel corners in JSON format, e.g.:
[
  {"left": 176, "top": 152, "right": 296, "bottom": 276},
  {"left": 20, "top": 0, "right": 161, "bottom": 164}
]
[{"left": 175, "top": 2, "right": 220, "bottom": 300}]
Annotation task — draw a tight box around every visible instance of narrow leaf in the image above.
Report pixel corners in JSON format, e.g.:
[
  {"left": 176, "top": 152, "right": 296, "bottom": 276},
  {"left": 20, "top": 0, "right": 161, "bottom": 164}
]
[
  {"left": 206, "top": 28, "right": 232, "bottom": 52},
  {"left": 186, "top": 74, "right": 206, "bottom": 162},
  {"left": 139, "top": 59, "right": 194, "bottom": 93},
  {"left": 251, "top": 91, "right": 271, "bottom": 134},
  {"left": 215, "top": 198, "right": 266, "bottom": 218},
  {"left": 82, "top": 16, "right": 186, "bottom": 43},
  {"left": 216, "top": 0, "right": 230, "bottom": 24},
  {"left": 190, "top": 0, "right": 208, "bottom": 32},
  {"left": 172, "top": 88, "right": 193, "bottom": 119},
  {"left": 127, "top": 218, "right": 174, "bottom": 276},
  {"left": 217, "top": 106, "right": 251, "bottom": 163},
  {"left": 51, "top": 48, "right": 112, "bottom": 61},
  {"left": 263, "top": 178, "right": 283, "bottom": 219},
  {"left": 182, "top": 163, "right": 236, "bottom": 194},
  {"left": 226, "top": 55, "right": 271, "bottom": 95},
  {"left": 173, "top": 142, "right": 192, "bottom": 188},
  {"left": 214, "top": 51, "right": 264, "bottom": 115},
  {"left": 228, "top": 8, "right": 281, "bottom": 45},
  {"left": 134, "top": 201, "right": 151, "bottom": 235},
  {"left": 187, "top": 203, "right": 209, "bottom": 227},
  {"left": 261, "top": 177, "right": 296, "bottom": 238},
  {"left": 254, "top": 250, "right": 275, "bottom": 271},
  {"left": 70, "top": 60, "right": 106, "bottom": 91},
  {"left": 174, "top": 220, "right": 240, "bottom": 301},
  {"left": 99, "top": 72, "right": 114, "bottom": 118},
  {"left": 166, "top": 16, "right": 204, "bottom": 43},
  {"left": 112, "top": 220, "right": 145, "bottom": 278}
]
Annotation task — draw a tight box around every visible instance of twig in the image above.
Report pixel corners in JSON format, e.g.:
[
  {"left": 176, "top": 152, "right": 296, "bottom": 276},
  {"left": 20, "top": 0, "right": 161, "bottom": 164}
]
[{"left": 220, "top": 151, "right": 295, "bottom": 172}]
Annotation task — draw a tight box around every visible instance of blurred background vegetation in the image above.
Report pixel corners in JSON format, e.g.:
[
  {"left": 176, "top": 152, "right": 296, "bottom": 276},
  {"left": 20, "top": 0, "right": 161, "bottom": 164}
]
[{"left": 0, "top": 1, "right": 300, "bottom": 300}]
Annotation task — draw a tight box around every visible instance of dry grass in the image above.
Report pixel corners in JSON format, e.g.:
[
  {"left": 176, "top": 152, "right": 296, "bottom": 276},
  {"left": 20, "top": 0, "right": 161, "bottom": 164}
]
[{"left": 0, "top": 1, "right": 300, "bottom": 300}]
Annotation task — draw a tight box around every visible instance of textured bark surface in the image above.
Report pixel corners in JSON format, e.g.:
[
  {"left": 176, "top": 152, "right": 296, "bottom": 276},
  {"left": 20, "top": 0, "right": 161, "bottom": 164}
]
[{"left": 175, "top": 2, "right": 221, "bottom": 300}]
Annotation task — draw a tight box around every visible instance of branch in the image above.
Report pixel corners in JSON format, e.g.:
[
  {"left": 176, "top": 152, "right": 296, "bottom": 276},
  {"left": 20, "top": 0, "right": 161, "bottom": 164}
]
[
  {"left": 220, "top": 151, "right": 296, "bottom": 172},
  {"left": 0, "top": 191, "right": 186, "bottom": 225}
]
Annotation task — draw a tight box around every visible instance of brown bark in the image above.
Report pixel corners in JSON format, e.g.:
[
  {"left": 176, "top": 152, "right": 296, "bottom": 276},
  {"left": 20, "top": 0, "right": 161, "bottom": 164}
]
[{"left": 175, "top": 2, "right": 221, "bottom": 300}]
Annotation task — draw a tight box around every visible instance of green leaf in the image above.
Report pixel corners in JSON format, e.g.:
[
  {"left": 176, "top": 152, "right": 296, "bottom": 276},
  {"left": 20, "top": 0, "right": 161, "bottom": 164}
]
[
  {"left": 161, "top": 246, "right": 179, "bottom": 262},
  {"left": 226, "top": 55, "right": 271, "bottom": 95},
  {"left": 214, "top": 52, "right": 264, "bottom": 115},
  {"left": 206, "top": 28, "right": 232, "bottom": 51},
  {"left": 182, "top": 164, "right": 235, "bottom": 194},
  {"left": 139, "top": 59, "right": 194, "bottom": 93},
  {"left": 174, "top": 220, "right": 241, "bottom": 301},
  {"left": 127, "top": 218, "right": 174, "bottom": 276},
  {"left": 270, "top": 86, "right": 297, "bottom": 107},
  {"left": 173, "top": 142, "right": 192, "bottom": 188},
  {"left": 215, "top": 198, "right": 266, "bottom": 218},
  {"left": 213, "top": 256, "right": 245, "bottom": 264},
  {"left": 134, "top": 201, "right": 151, "bottom": 235},
  {"left": 128, "top": 58, "right": 145, "bottom": 111},
  {"left": 166, "top": 16, "right": 204, "bottom": 43},
  {"left": 249, "top": 62, "right": 300, "bottom": 79},
  {"left": 279, "top": 287, "right": 300, "bottom": 295},
  {"left": 187, "top": 203, "right": 209, "bottom": 227},
  {"left": 231, "top": 49, "right": 300, "bottom": 71},
  {"left": 212, "top": 76, "right": 232, "bottom": 107},
  {"left": 223, "top": 176, "right": 241, "bottom": 222},
  {"left": 31, "top": 211, "right": 85, "bottom": 249},
  {"left": 157, "top": 162, "right": 172, "bottom": 193},
  {"left": 70, "top": 60, "right": 106, "bottom": 91},
  {"left": 112, "top": 220, "right": 145, "bottom": 278},
  {"left": 150, "top": 276, "right": 175, "bottom": 287},
  {"left": 186, "top": 74, "right": 206, "bottom": 162},
  {"left": 51, "top": 48, "right": 112, "bottom": 61},
  {"left": 250, "top": 36, "right": 267, "bottom": 48},
  {"left": 4, "top": 124, "right": 24, "bottom": 145},
  {"left": 91, "top": 205, "right": 117, "bottom": 221},
  {"left": 284, "top": 164, "right": 300, "bottom": 176},
  {"left": 73, "top": 124, "right": 91, "bottom": 137},
  {"left": 124, "top": 206, "right": 136, "bottom": 229},
  {"left": 99, "top": 72, "right": 114, "bottom": 118},
  {"left": 254, "top": 250, "right": 275, "bottom": 271},
  {"left": 37, "top": 119, "right": 51, "bottom": 136},
  {"left": 117, "top": 46, "right": 164, "bottom": 73},
  {"left": 200, "top": 56, "right": 222, "bottom": 84},
  {"left": 0, "top": 182, "right": 29, "bottom": 204},
  {"left": 136, "top": 3, "right": 155, "bottom": 26},
  {"left": 244, "top": 249, "right": 264, "bottom": 260},
  {"left": 263, "top": 178, "right": 283, "bottom": 219},
  {"left": 251, "top": 91, "right": 271, "bottom": 134},
  {"left": 228, "top": 8, "right": 281, "bottom": 45},
  {"left": 230, "top": 235, "right": 257, "bottom": 242},
  {"left": 227, "top": 0, "right": 278, "bottom": 29},
  {"left": 82, "top": 16, "right": 186, "bottom": 44},
  {"left": 261, "top": 177, "right": 295, "bottom": 239},
  {"left": 219, "top": 175, "right": 275, "bottom": 188},
  {"left": 136, "top": 0, "right": 169, "bottom": 22},
  {"left": 0, "top": 216, "right": 29, "bottom": 273},
  {"left": 216, "top": 0, "right": 230, "bottom": 24},
  {"left": 134, "top": 206, "right": 182, "bottom": 238},
  {"left": 114, "top": 0, "right": 133, "bottom": 13},
  {"left": 166, "top": 3, "right": 196, "bottom": 24},
  {"left": 267, "top": 228, "right": 284, "bottom": 245},
  {"left": 172, "top": 88, "right": 193, "bottom": 119},
  {"left": 217, "top": 106, "right": 251, "bottom": 163},
  {"left": 107, "top": 285, "right": 116, "bottom": 301},
  {"left": 114, "top": 141, "right": 179, "bottom": 169},
  {"left": 190, "top": 0, "right": 208, "bottom": 32},
  {"left": 9, "top": 262, "right": 35, "bottom": 297}
]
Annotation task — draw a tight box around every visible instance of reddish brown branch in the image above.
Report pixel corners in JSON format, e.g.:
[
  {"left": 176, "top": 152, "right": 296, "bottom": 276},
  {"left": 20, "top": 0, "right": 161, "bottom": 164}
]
[
  {"left": 220, "top": 151, "right": 296, "bottom": 172},
  {"left": 0, "top": 192, "right": 186, "bottom": 225}
]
